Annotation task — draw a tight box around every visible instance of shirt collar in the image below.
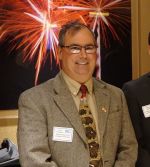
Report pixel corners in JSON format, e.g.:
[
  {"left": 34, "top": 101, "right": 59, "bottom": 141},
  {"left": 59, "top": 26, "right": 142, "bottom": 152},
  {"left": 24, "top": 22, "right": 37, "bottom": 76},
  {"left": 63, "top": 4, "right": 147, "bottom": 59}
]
[{"left": 61, "top": 70, "right": 93, "bottom": 96}]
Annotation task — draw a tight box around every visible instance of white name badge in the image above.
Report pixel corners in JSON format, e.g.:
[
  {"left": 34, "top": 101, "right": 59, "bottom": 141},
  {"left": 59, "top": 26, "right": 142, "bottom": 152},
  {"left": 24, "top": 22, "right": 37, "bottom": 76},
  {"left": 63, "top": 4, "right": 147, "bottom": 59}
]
[
  {"left": 52, "top": 127, "right": 73, "bottom": 142},
  {"left": 142, "top": 104, "right": 150, "bottom": 118}
]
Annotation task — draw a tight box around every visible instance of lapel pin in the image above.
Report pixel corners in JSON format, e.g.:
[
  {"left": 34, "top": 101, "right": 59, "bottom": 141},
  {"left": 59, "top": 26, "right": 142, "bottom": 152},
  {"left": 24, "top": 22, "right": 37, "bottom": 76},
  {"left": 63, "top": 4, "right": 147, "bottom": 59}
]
[{"left": 101, "top": 107, "right": 107, "bottom": 112}]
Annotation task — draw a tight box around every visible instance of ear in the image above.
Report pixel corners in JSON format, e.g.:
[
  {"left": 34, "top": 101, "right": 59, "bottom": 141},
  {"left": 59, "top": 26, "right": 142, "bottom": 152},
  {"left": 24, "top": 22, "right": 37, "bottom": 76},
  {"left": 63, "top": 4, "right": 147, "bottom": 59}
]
[{"left": 58, "top": 47, "right": 62, "bottom": 60}]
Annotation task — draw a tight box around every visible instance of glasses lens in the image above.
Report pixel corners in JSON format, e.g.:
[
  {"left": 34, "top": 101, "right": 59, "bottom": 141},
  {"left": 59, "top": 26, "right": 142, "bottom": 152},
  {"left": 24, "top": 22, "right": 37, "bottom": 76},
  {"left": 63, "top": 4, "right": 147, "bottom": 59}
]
[
  {"left": 69, "top": 46, "right": 81, "bottom": 54},
  {"left": 85, "top": 45, "right": 97, "bottom": 54},
  {"left": 62, "top": 45, "right": 97, "bottom": 54}
]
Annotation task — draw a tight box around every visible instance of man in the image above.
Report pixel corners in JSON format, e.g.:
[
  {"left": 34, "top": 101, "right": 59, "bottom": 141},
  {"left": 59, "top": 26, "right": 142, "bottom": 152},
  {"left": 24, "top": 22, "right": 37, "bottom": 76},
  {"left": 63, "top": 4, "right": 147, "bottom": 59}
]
[
  {"left": 122, "top": 32, "right": 150, "bottom": 167},
  {"left": 18, "top": 21, "right": 137, "bottom": 167}
]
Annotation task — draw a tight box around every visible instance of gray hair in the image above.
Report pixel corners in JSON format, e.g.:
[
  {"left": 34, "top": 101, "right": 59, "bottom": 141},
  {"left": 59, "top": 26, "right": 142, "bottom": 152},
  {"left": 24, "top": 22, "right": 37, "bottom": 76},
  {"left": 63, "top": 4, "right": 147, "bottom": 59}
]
[{"left": 58, "top": 21, "right": 96, "bottom": 47}]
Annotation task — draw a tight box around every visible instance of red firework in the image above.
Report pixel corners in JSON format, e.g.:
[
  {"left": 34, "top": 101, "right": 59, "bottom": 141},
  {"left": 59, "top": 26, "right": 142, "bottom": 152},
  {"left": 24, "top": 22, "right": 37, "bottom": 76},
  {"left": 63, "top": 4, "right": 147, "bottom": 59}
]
[{"left": 0, "top": 0, "right": 130, "bottom": 84}]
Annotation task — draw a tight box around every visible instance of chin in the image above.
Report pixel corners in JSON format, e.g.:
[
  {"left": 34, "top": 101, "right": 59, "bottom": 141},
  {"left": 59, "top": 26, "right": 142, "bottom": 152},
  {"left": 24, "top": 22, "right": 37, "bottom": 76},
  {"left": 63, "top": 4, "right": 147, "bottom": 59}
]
[{"left": 76, "top": 75, "right": 91, "bottom": 84}]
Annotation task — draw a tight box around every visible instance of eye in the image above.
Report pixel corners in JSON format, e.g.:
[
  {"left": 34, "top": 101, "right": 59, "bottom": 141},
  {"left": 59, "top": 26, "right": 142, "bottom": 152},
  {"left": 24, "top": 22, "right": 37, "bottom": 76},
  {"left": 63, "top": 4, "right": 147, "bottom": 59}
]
[
  {"left": 69, "top": 45, "right": 81, "bottom": 53},
  {"left": 85, "top": 45, "right": 97, "bottom": 54},
  {"left": 70, "top": 46, "right": 80, "bottom": 50},
  {"left": 86, "top": 45, "right": 95, "bottom": 50}
]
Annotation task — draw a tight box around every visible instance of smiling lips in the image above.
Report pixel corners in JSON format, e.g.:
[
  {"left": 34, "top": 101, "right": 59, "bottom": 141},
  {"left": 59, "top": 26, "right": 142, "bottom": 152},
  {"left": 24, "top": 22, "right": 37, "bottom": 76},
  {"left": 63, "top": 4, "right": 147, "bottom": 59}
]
[{"left": 76, "top": 60, "right": 88, "bottom": 65}]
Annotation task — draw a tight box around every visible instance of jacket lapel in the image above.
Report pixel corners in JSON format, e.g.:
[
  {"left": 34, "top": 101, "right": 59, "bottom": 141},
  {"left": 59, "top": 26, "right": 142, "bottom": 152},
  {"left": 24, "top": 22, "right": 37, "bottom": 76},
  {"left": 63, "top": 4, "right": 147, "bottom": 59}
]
[
  {"left": 53, "top": 73, "right": 87, "bottom": 146},
  {"left": 94, "top": 79, "right": 110, "bottom": 145},
  {"left": 52, "top": 74, "right": 111, "bottom": 147}
]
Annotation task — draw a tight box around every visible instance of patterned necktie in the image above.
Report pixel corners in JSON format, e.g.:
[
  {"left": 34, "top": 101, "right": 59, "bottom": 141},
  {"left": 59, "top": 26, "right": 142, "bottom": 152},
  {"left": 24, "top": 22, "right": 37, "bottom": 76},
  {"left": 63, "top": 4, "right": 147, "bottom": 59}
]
[{"left": 79, "top": 84, "right": 101, "bottom": 167}]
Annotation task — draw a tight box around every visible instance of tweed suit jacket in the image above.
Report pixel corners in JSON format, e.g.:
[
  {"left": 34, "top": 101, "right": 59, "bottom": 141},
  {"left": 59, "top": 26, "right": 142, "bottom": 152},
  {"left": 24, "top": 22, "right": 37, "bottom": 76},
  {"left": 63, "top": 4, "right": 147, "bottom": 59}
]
[
  {"left": 18, "top": 72, "right": 137, "bottom": 167},
  {"left": 123, "top": 72, "right": 150, "bottom": 167}
]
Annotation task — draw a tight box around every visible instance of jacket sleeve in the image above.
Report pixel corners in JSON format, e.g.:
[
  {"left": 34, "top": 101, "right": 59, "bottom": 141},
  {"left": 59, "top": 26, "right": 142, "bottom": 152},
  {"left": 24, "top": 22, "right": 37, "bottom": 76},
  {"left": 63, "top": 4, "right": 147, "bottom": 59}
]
[
  {"left": 114, "top": 90, "right": 138, "bottom": 167},
  {"left": 122, "top": 83, "right": 150, "bottom": 167},
  {"left": 17, "top": 91, "right": 59, "bottom": 167}
]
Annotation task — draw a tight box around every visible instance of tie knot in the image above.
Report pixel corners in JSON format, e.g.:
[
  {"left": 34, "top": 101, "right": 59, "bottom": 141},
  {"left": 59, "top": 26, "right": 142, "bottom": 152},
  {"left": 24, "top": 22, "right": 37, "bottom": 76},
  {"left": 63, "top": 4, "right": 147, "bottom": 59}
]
[{"left": 80, "top": 84, "right": 87, "bottom": 98}]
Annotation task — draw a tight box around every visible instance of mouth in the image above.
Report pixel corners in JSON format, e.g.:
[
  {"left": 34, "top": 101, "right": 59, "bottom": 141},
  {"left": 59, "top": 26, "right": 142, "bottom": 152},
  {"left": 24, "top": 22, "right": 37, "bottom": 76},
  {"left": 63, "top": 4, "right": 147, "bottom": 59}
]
[{"left": 75, "top": 61, "right": 88, "bottom": 65}]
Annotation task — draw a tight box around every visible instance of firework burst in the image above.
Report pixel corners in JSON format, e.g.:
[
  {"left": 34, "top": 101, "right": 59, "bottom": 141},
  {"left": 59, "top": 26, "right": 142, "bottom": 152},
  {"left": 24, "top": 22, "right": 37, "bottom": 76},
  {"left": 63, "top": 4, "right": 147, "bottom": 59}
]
[
  {"left": 0, "top": 0, "right": 85, "bottom": 83},
  {"left": 57, "top": 0, "right": 130, "bottom": 77},
  {"left": 0, "top": 0, "right": 130, "bottom": 83},
  {"left": 58, "top": 0, "right": 131, "bottom": 46}
]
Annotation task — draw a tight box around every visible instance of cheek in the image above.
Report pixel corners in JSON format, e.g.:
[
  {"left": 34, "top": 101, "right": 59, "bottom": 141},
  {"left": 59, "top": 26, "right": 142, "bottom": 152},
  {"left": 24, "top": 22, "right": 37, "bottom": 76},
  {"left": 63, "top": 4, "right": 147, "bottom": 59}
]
[
  {"left": 67, "top": 56, "right": 76, "bottom": 64},
  {"left": 89, "top": 55, "right": 97, "bottom": 64},
  {"left": 62, "top": 56, "right": 74, "bottom": 67}
]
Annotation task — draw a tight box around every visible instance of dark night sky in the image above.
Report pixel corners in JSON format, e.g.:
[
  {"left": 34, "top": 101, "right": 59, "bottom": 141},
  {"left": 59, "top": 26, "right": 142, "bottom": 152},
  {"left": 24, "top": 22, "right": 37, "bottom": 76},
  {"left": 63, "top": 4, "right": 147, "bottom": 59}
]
[
  {"left": 0, "top": 32, "right": 132, "bottom": 109},
  {"left": 0, "top": 1, "right": 131, "bottom": 109}
]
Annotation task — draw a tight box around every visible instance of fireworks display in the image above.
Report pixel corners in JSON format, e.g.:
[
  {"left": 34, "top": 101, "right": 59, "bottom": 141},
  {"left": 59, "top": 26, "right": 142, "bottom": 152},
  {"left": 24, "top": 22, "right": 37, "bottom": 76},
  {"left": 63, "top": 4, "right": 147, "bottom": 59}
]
[{"left": 0, "top": 0, "right": 130, "bottom": 84}]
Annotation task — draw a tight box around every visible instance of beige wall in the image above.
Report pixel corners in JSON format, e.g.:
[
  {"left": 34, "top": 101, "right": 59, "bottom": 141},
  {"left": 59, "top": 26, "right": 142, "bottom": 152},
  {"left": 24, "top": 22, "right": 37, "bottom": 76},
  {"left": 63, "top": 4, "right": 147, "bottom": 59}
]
[
  {"left": 132, "top": 0, "right": 150, "bottom": 79},
  {"left": 0, "top": 110, "right": 18, "bottom": 145}
]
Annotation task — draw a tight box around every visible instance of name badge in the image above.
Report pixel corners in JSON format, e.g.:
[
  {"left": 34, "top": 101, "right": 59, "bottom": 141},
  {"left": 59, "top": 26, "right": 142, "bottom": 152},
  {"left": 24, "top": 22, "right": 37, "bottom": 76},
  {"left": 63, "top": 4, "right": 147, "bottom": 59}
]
[
  {"left": 52, "top": 127, "right": 73, "bottom": 142},
  {"left": 142, "top": 104, "right": 150, "bottom": 118}
]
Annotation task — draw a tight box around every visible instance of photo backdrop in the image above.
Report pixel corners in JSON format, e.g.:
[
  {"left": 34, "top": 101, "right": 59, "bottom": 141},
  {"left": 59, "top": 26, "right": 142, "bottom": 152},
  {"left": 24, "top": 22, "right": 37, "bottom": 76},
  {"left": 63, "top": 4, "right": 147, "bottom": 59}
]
[{"left": 0, "top": 0, "right": 131, "bottom": 109}]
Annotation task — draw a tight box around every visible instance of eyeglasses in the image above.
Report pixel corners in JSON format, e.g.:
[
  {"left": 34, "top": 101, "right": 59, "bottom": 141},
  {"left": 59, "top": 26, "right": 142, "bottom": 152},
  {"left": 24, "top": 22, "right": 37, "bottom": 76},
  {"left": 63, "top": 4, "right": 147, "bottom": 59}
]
[{"left": 60, "top": 44, "right": 98, "bottom": 54}]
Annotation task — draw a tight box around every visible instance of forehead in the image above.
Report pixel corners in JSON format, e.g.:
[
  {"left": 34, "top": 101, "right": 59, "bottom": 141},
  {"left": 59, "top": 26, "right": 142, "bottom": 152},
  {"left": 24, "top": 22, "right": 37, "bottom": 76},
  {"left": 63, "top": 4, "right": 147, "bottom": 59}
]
[{"left": 64, "top": 27, "right": 95, "bottom": 45}]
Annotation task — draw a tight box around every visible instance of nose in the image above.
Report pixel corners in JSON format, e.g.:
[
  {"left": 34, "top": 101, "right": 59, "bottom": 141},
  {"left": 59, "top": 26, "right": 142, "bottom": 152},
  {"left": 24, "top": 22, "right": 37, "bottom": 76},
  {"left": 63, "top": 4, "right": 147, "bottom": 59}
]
[{"left": 80, "top": 47, "right": 87, "bottom": 58}]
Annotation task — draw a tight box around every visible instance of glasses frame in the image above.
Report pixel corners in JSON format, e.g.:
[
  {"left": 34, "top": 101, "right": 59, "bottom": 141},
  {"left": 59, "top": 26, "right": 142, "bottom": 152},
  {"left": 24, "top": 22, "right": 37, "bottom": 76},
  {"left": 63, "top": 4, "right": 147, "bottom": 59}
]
[{"left": 60, "top": 44, "right": 98, "bottom": 54}]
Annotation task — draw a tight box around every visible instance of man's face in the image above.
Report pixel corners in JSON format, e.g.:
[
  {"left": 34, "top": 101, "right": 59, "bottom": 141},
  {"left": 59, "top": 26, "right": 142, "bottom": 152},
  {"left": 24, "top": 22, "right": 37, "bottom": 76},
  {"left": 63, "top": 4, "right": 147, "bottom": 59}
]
[{"left": 59, "top": 27, "right": 97, "bottom": 83}]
